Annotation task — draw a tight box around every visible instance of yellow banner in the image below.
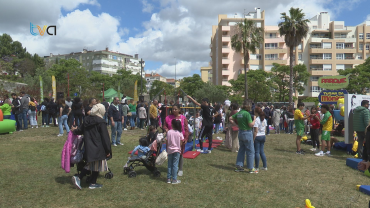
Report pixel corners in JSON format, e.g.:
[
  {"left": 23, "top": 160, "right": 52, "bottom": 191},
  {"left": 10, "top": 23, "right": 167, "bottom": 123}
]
[
  {"left": 52, "top": 76, "right": 56, "bottom": 99},
  {"left": 134, "top": 80, "right": 138, "bottom": 102}
]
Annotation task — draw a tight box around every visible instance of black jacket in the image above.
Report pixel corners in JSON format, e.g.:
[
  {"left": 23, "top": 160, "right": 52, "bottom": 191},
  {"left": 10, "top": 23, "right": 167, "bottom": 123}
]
[
  {"left": 108, "top": 104, "right": 123, "bottom": 121},
  {"left": 12, "top": 98, "right": 22, "bottom": 114},
  {"left": 47, "top": 101, "right": 58, "bottom": 114},
  {"left": 73, "top": 116, "right": 112, "bottom": 163}
]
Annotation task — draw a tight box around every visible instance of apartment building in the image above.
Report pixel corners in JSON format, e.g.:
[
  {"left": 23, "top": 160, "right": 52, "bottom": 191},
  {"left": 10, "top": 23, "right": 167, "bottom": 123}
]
[
  {"left": 43, "top": 47, "right": 143, "bottom": 76},
  {"left": 209, "top": 8, "right": 370, "bottom": 97},
  {"left": 200, "top": 66, "right": 212, "bottom": 82},
  {"left": 166, "top": 79, "right": 180, "bottom": 88},
  {"left": 145, "top": 72, "right": 167, "bottom": 91}
]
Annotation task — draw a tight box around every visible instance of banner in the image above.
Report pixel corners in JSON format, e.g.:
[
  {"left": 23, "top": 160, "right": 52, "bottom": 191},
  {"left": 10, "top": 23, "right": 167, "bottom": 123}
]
[
  {"left": 344, "top": 94, "right": 370, "bottom": 143},
  {"left": 52, "top": 76, "right": 56, "bottom": 99},
  {"left": 134, "top": 80, "right": 138, "bottom": 102},
  {"left": 318, "top": 90, "right": 348, "bottom": 105},
  {"left": 318, "top": 74, "right": 350, "bottom": 89},
  {"left": 39, "top": 76, "right": 43, "bottom": 101}
]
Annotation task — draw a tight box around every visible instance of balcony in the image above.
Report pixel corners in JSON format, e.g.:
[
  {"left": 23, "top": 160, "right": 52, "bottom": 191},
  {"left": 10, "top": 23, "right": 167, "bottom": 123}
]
[
  {"left": 248, "top": 59, "right": 262, "bottom": 65},
  {"left": 264, "top": 36, "right": 285, "bottom": 43},
  {"left": 310, "top": 69, "right": 338, "bottom": 76},
  {"left": 309, "top": 57, "right": 333, "bottom": 64},
  {"left": 209, "top": 52, "right": 212, "bottom": 57},
  {"left": 222, "top": 36, "right": 230, "bottom": 42},
  {"left": 310, "top": 37, "right": 329, "bottom": 42},
  {"left": 222, "top": 26, "right": 230, "bottom": 31},
  {"left": 309, "top": 46, "right": 332, "bottom": 54},
  {"left": 222, "top": 58, "right": 230, "bottom": 64},
  {"left": 222, "top": 69, "right": 230, "bottom": 75},
  {"left": 335, "top": 57, "right": 365, "bottom": 64},
  {"left": 222, "top": 47, "right": 230, "bottom": 53},
  {"left": 264, "top": 58, "right": 288, "bottom": 65},
  {"left": 264, "top": 47, "right": 287, "bottom": 53},
  {"left": 209, "top": 44, "right": 212, "bottom": 49},
  {"left": 335, "top": 47, "right": 356, "bottom": 53}
]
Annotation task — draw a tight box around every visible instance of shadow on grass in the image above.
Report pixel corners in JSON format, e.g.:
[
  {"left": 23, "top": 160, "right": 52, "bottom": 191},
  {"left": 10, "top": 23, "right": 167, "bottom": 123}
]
[
  {"left": 209, "top": 163, "right": 235, "bottom": 171},
  {"left": 55, "top": 176, "right": 73, "bottom": 185}
]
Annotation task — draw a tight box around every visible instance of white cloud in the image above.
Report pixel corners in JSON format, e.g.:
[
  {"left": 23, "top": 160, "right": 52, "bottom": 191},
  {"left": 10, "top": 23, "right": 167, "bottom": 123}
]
[
  {"left": 142, "top": 0, "right": 154, "bottom": 13},
  {"left": 367, "top": 14, "right": 370, "bottom": 21}
]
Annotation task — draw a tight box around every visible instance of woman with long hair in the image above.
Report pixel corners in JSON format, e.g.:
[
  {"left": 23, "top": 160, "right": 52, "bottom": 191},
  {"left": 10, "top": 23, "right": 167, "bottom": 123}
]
[
  {"left": 163, "top": 104, "right": 189, "bottom": 177},
  {"left": 57, "top": 98, "right": 71, "bottom": 137},
  {"left": 253, "top": 107, "right": 267, "bottom": 172}
]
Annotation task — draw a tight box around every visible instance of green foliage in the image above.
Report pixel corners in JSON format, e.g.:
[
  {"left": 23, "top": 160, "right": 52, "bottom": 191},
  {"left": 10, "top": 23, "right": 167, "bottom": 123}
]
[
  {"left": 229, "top": 70, "right": 272, "bottom": 102},
  {"left": 278, "top": 7, "right": 310, "bottom": 105},
  {"left": 149, "top": 80, "right": 174, "bottom": 100},
  {"left": 180, "top": 74, "right": 204, "bottom": 97},
  {"left": 270, "top": 63, "right": 310, "bottom": 102},
  {"left": 231, "top": 19, "right": 264, "bottom": 104},
  {"left": 338, "top": 57, "right": 370, "bottom": 94},
  {"left": 193, "top": 82, "right": 227, "bottom": 104}
]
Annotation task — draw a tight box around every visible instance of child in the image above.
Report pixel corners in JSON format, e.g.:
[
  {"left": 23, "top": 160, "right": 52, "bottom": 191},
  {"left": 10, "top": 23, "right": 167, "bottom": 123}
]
[
  {"left": 166, "top": 119, "right": 184, "bottom": 184},
  {"left": 138, "top": 105, "right": 147, "bottom": 130},
  {"left": 124, "top": 137, "right": 150, "bottom": 168},
  {"left": 147, "top": 125, "right": 158, "bottom": 144},
  {"left": 315, "top": 104, "right": 333, "bottom": 156},
  {"left": 309, "top": 107, "right": 320, "bottom": 152},
  {"left": 194, "top": 113, "right": 202, "bottom": 139}
]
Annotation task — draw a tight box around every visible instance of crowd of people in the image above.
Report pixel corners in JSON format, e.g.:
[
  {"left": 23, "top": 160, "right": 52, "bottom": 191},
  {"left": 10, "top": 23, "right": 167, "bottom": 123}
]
[{"left": 5, "top": 91, "right": 370, "bottom": 188}]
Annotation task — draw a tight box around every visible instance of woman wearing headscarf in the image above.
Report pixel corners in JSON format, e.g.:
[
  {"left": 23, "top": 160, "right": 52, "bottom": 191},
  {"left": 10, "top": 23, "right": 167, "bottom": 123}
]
[{"left": 71, "top": 104, "right": 112, "bottom": 190}]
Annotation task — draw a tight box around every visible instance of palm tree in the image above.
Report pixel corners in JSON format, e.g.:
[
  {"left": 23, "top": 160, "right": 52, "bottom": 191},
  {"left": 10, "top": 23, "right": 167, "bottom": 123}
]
[
  {"left": 231, "top": 19, "right": 264, "bottom": 105},
  {"left": 278, "top": 7, "right": 310, "bottom": 106}
]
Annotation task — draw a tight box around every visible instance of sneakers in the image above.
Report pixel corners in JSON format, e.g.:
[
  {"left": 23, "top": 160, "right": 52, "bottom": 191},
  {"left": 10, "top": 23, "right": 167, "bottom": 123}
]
[
  {"left": 249, "top": 168, "right": 258, "bottom": 173},
  {"left": 72, "top": 176, "right": 81, "bottom": 190},
  {"left": 196, "top": 149, "right": 204, "bottom": 153},
  {"left": 41, "top": 125, "right": 44, "bottom": 128},
  {"left": 36, "top": 126, "right": 38, "bottom": 128},
  {"left": 141, "top": 128, "right": 145, "bottom": 130},
  {"left": 113, "top": 144, "right": 117, "bottom": 147},
  {"left": 235, "top": 166, "right": 245, "bottom": 172},
  {"left": 172, "top": 180, "right": 181, "bottom": 184},
  {"left": 310, "top": 148, "right": 316, "bottom": 152},
  {"left": 46, "top": 125, "right": 50, "bottom": 127},
  {"left": 57, "top": 134, "right": 63, "bottom": 137},
  {"left": 325, "top": 152, "right": 331, "bottom": 156},
  {"left": 178, "top": 170, "right": 183, "bottom": 176},
  {"left": 124, "top": 128, "right": 127, "bottom": 131},
  {"left": 296, "top": 150, "right": 304, "bottom": 154},
  {"left": 167, "top": 179, "right": 171, "bottom": 184},
  {"left": 315, "top": 151, "right": 324, "bottom": 156},
  {"left": 260, "top": 167, "right": 268, "bottom": 171},
  {"left": 117, "top": 142, "right": 124, "bottom": 146},
  {"left": 207, "top": 150, "right": 211, "bottom": 154},
  {"left": 89, "top": 184, "right": 103, "bottom": 189}
]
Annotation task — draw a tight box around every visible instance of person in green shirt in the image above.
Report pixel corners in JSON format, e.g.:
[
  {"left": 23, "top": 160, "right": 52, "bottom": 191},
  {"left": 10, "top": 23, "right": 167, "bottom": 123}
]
[
  {"left": 294, "top": 103, "right": 309, "bottom": 154},
  {"left": 0, "top": 99, "right": 12, "bottom": 119},
  {"left": 229, "top": 105, "right": 257, "bottom": 173},
  {"left": 128, "top": 100, "right": 137, "bottom": 130}
]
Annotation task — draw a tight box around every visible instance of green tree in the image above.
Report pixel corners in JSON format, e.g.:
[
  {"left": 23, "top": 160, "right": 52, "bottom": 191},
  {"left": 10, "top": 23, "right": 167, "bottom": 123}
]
[
  {"left": 180, "top": 74, "right": 204, "bottom": 97},
  {"left": 149, "top": 80, "right": 174, "bottom": 100},
  {"left": 193, "top": 82, "right": 227, "bottom": 104},
  {"left": 279, "top": 7, "right": 310, "bottom": 106},
  {"left": 270, "top": 63, "right": 310, "bottom": 102},
  {"left": 229, "top": 70, "right": 272, "bottom": 102},
  {"left": 17, "top": 58, "right": 36, "bottom": 77},
  {"left": 338, "top": 57, "right": 370, "bottom": 94},
  {"left": 231, "top": 19, "right": 264, "bottom": 105}
]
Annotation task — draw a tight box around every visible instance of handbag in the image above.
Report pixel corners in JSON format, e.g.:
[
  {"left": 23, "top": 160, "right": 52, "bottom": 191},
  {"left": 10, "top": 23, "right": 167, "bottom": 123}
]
[
  {"left": 128, "top": 112, "right": 132, "bottom": 116},
  {"left": 155, "top": 150, "right": 168, "bottom": 165},
  {"left": 231, "top": 126, "right": 239, "bottom": 131}
]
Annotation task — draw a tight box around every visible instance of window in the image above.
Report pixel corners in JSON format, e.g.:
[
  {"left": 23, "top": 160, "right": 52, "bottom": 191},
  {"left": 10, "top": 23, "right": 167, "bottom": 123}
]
[
  {"left": 265, "top": 43, "right": 278, "bottom": 49},
  {"left": 336, "top": 43, "right": 344, "bottom": 49},
  {"left": 265, "top": 54, "right": 278, "bottom": 60},
  {"left": 113, "top": 56, "right": 117, "bottom": 60},
  {"left": 323, "top": 43, "right": 331, "bottom": 49},
  {"left": 323, "top": 64, "right": 332, "bottom": 71},
  {"left": 311, "top": 76, "right": 319, "bottom": 81},
  {"left": 360, "top": 44, "right": 364, "bottom": 50},
  {"left": 366, "top": 44, "right": 370, "bottom": 50},
  {"left": 359, "top": 33, "right": 364, "bottom": 39},
  {"left": 269, "top": 33, "right": 276, "bottom": 38},
  {"left": 311, "top": 86, "right": 322, "bottom": 92},
  {"left": 336, "top": 53, "right": 344, "bottom": 60},
  {"left": 313, "top": 26, "right": 317, "bottom": 29},
  {"left": 87, "top": 56, "right": 89, "bottom": 59},
  {"left": 324, "top": 53, "right": 332, "bottom": 60},
  {"left": 297, "top": 43, "right": 302, "bottom": 50},
  {"left": 358, "top": 55, "right": 363, "bottom": 59},
  {"left": 256, "top": 54, "right": 262, "bottom": 60},
  {"left": 336, "top": 64, "right": 345, "bottom": 70},
  {"left": 367, "top": 33, "right": 370, "bottom": 39},
  {"left": 298, "top": 54, "right": 302, "bottom": 60}
]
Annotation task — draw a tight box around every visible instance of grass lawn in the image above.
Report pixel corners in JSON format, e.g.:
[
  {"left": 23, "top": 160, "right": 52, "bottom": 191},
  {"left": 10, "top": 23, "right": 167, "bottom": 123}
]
[{"left": 0, "top": 125, "right": 370, "bottom": 208}]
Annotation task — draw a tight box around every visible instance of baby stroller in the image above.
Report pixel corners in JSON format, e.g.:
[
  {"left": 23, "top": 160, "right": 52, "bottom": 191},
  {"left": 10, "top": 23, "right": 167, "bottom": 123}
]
[{"left": 123, "top": 133, "right": 165, "bottom": 178}]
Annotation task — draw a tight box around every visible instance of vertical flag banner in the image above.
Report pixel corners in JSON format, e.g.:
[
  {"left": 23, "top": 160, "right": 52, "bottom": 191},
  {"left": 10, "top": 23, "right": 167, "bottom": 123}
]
[
  {"left": 39, "top": 76, "right": 43, "bottom": 101},
  {"left": 134, "top": 80, "right": 138, "bottom": 102},
  {"left": 52, "top": 76, "right": 56, "bottom": 99},
  {"left": 118, "top": 81, "right": 121, "bottom": 101}
]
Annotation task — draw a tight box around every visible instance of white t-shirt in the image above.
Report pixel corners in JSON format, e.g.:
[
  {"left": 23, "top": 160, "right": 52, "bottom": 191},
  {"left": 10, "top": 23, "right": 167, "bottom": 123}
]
[
  {"left": 224, "top": 100, "right": 231, "bottom": 107},
  {"left": 254, "top": 117, "right": 267, "bottom": 136}
]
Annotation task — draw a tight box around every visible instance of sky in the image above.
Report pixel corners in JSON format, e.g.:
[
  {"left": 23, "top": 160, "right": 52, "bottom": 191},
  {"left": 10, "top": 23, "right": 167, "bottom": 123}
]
[{"left": 0, "top": 0, "right": 369, "bottom": 79}]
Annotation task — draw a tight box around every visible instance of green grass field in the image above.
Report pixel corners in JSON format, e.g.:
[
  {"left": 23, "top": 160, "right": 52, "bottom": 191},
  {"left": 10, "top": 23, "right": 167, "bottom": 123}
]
[{"left": 0, "top": 125, "right": 369, "bottom": 208}]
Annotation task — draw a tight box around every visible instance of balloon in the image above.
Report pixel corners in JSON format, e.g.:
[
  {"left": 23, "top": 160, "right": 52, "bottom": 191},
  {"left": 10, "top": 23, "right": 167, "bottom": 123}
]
[
  {"left": 337, "top": 98, "right": 344, "bottom": 109},
  {"left": 302, "top": 136, "right": 308, "bottom": 141},
  {"left": 340, "top": 106, "right": 345, "bottom": 117}
]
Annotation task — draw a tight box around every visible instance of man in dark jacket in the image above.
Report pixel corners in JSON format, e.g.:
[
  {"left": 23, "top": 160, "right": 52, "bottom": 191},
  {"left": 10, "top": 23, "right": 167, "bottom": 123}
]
[
  {"left": 108, "top": 97, "right": 124, "bottom": 146},
  {"left": 101, "top": 98, "right": 109, "bottom": 124},
  {"left": 19, "top": 91, "right": 30, "bottom": 130},
  {"left": 11, "top": 93, "right": 22, "bottom": 131},
  {"left": 71, "top": 103, "right": 112, "bottom": 189},
  {"left": 263, "top": 104, "right": 271, "bottom": 135},
  {"left": 353, "top": 100, "right": 370, "bottom": 158}
]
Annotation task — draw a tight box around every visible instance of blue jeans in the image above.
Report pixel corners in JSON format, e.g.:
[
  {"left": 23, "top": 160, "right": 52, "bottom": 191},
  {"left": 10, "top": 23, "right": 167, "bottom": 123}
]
[
  {"left": 3, "top": 115, "right": 11, "bottom": 119},
  {"left": 20, "top": 108, "right": 28, "bottom": 129},
  {"left": 288, "top": 120, "right": 294, "bottom": 134},
  {"left": 236, "top": 130, "right": 254, "bottom": 169},
  {"left": 103, "top": 112, "right": 108, "bottom": 124},
  {"left": 58, "top": 115, "right": 70, "bottom": 135},
  {"left": 265, "top": 119, "right": 270, "bottom": 135},
  {"left": 42, "top": 113, "right": 49, "bottom": 125},
  {"left": 111, "top": 121, "right": 122, "bottom": 144},
  {"left": 130, "top": 112, "right": 136, "bottom": 128},
  {"left": 29, "top": 110, "right": 37, "bottom": 126},
  {"left": 123, "top": 116, "right": 128, "bottom": 128},
  {"left": 214, "top": 123, "right": 220, "bottom": 134},
  {"left": 254, "top": 135, "right": 267, "bottom": 169},
  {"left": 167, "top": 152, "right": 180, "bottom": 181}
]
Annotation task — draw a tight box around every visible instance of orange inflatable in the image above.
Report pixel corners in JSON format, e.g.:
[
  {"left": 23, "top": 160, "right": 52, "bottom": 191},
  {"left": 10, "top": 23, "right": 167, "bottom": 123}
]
[{"left": 0, "top": 108, "right": 3, "bottom": 121}]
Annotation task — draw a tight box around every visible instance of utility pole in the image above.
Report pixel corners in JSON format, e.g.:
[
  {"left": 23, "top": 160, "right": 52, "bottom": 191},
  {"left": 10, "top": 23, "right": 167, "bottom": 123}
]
[
  {"left": 139, "top": 58, "right": 145, "bottom": 100},
  {"left": 174, "top": 57, "right": 177, "bottom": 84}
]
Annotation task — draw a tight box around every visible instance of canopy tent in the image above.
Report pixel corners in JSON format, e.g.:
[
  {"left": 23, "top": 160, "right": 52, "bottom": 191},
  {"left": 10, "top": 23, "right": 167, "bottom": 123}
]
[
  {"left": 100, "top": 88, "right": 118, "bottom": 102},
  {"left": 125, "top": 96, "right": 133, "bottom": 100}
]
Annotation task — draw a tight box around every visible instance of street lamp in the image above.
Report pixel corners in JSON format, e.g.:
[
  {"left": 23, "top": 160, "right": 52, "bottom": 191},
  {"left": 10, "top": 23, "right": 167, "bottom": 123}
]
[
  {"left": 139, "top": 58, "right": 145, "bottom": 99},
  {"left": 174, "top": 57, "right": 177, "bottom": 83}
]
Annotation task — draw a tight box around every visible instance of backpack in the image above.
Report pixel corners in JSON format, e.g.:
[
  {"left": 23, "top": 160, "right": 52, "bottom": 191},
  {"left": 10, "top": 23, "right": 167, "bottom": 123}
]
[
  {"left": 287, "top": 111, "right": 294, "bottom": 119},
  {"left": 29, "top": 105, "right": 36, "bottom": 111}
]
